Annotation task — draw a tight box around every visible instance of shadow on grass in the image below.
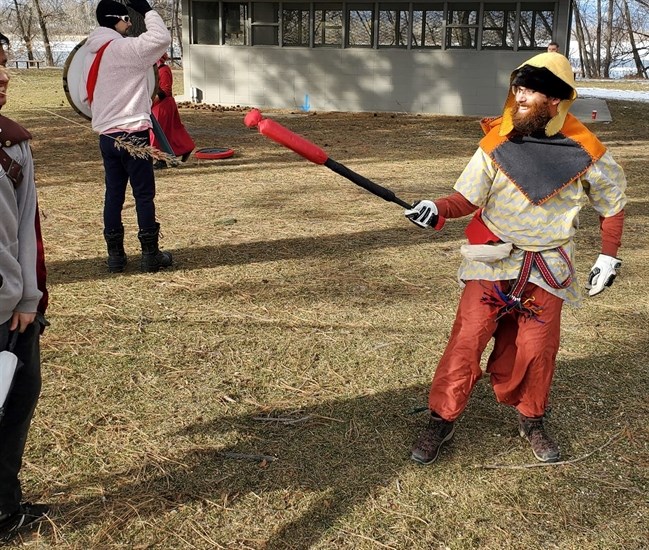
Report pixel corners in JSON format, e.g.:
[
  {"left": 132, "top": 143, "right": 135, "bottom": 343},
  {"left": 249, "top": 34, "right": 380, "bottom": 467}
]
[
  {"left": 42, "top": 345, "right": 649, "bottom": 547},
  {"left": 46, "top": 226, "right": 462, "bottom": 285},
  {"left": 48, "top": 383, "right": 449, "bottom": 548}
]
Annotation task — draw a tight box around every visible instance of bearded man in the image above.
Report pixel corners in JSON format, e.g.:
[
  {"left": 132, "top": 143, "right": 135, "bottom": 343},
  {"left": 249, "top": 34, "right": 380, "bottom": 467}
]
[{"left": 404, "top": 52, "right": 626, "bottom": 465}]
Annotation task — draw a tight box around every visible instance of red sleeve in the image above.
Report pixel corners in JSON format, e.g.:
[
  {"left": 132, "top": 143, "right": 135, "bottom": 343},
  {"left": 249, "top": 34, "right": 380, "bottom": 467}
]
[
  {"left": 157, "top": 64, "right": 173, "bottom": 97},
  {"left": 35, "top": 204, "right": 48, "bottom": 315},
  {"left": 435, "top": 192, "right": 479, "bottom": 219},
  {"left": 600, "top": 209, "right": 624, "bottom": 257}
]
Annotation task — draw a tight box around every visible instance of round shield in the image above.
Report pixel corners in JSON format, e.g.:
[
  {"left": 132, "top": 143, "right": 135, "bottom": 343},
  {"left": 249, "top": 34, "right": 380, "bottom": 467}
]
[
  {"left": 194, "top": 147, "right": 235, "bottom": 160},
  {"left": 62, "top": 38, "right": 158, "bottom": 120}
]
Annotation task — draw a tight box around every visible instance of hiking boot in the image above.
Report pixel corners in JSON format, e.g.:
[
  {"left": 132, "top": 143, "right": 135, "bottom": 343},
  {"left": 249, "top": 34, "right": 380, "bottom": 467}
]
[
  {"left": 411, "top": 413, "right": 455, "bottom": 465},
  {"left": 518, "top": 414, "right": 560, "bottom": 463},
  {"left": 0, "top": 502, "right": 49, "bottom": 542}
]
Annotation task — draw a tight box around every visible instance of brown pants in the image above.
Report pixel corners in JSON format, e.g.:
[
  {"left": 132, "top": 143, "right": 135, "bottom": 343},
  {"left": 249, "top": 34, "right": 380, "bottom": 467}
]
[{"left": 428, "top": 280, "right": 563, "bottom": 421}]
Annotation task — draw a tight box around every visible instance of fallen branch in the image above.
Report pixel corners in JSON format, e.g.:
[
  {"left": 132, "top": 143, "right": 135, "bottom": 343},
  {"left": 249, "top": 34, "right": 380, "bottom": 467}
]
[
  {"left": 39, "top": 109, "right": 177, "bottom": 164},
  {"left": 219, "top": 452, "right": 278, "bottom": 463},
  {"left": 253, "top": 415, "right": 312, "bottom": 424},
  {"left": 479, "top": 430, "right": 625, "bottom": 470}
]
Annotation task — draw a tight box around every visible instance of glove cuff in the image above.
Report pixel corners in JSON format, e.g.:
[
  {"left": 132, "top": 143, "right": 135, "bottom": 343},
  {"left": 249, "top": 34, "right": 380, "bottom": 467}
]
[{"left": 597, "top": 253, "right": 622, "bottom": 268}]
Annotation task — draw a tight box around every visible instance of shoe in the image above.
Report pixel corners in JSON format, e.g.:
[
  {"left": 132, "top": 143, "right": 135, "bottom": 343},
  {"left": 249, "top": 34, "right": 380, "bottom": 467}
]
[
  {"left": 180, "top": 151, "right": 192, "bottom": 162},
  {"left": 153, "top": 160, "right": 167, "bottom": 170},
  {"left": 0, "top": 502, "right": 49, "bottom": 542},
  {"left": 518, "top": 414, "right": 560, "bottom": 463},
  {"left": 411, "top": 413, "right": 455, "bottom": 465}
]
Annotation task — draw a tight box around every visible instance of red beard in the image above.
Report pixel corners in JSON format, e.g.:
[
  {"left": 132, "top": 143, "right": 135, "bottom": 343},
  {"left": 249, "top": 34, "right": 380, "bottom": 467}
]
[{"left": 512, "top": 100, "right": 552, "bottom": 135}]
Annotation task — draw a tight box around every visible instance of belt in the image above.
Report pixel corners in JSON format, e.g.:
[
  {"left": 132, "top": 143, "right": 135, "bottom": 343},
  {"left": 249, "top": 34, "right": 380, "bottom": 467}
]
[{"left": 509, "top": 247, "right": 574, "bottom": 299}]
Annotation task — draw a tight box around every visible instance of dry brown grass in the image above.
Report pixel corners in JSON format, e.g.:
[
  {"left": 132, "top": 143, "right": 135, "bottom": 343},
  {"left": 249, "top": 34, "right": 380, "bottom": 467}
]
[{"left": 3, "top": 68, "right": 648, "bottom": 549}]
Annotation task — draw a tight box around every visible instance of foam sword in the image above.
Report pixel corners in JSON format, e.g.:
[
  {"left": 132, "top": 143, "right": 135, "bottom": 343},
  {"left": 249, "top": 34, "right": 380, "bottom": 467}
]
[{"left": 244, "top": 108, "right": 445, "bottom": 229}]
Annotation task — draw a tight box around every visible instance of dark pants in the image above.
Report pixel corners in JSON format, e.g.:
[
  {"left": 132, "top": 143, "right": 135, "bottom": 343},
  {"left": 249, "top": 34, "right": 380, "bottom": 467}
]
[
  {"left": 0, "top": 318, "right": 43, "bottom": 515},
  {"left": 99, "top": 130, "right": 157, "bottom": 234}
]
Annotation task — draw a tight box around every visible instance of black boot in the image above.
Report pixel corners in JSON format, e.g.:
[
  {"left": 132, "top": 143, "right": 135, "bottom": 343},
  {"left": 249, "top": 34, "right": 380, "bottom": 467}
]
[
  {"left": 104, "top": 226, "right": 127, "bottom": 273},
  {"left": 138, "top": 223, "right": 173, "bottom": 272}
]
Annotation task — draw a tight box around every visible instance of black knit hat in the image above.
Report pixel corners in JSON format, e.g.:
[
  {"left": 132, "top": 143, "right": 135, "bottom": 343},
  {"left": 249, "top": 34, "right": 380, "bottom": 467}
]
[
  {"left": 96, "top": 0, "right": 129, "bottom": 29},
  {"left": 511, "top": 65, "right": 573, "bottom": 100}
]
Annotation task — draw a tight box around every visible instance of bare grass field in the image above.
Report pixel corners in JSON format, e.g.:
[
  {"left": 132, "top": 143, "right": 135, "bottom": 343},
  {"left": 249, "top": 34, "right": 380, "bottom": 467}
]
[{"left": 3, "top": 68, "right": 648, "bottom": 548}]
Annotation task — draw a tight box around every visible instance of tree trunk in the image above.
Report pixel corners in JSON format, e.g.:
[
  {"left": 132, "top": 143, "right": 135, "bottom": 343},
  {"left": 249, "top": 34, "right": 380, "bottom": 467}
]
[
  {"left": 622, "top": 0, "right": 648, "bottom": 78},
  {"left": 573, "top": 2, "right": 589, "bottom": 78},
  {"left": 13, "top": 0, "right": 35, "bottom": 61},
  {"left": 32, "top": 0, "right": 53, "bottom": 66},
  {"left": 602, "top": 0, "right": 614, "bottom": 78},
  {"left": 595, "top": 0, "right": 602, "bottom": 77},
  {"left": 173, "top": 0, "right": 183, "bottom": 59}
]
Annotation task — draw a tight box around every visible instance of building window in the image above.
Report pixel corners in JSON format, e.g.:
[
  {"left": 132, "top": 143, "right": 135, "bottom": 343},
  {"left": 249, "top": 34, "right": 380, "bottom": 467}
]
[
  {"left": 519, "top": 4, "right": 554, "bottom": 48},
  {"left": 411, "top": 4, "right": 444, "bottom": 48},
  {"left": 314, "top": 4, "right": 343, "bottom": 46},
  {"left": 191, "top": 1, "right": 554, "bottom": 51},
  {"left": 252, "top": 2, "right": 279, "bottom": 45},
  {"left": 446, "top": 3, "right": 479, "bottom": 49},
  {"left": 191, "top": 1, "right": 219, "bottom": 45},
  {"left": 378, "top": 4, "right": 411, "bottom": 48},
  {"left": 482, "top": 4, "right": 517, "bottom": 48},
  {"left": 283, "top": 4, "right": 311, "bottom": 46},
  {"left": 347, "top": 5, "right": 374, "bottom": 47},
  {"left": 223, "top": 2, "right": 249, "bottom": 45}
]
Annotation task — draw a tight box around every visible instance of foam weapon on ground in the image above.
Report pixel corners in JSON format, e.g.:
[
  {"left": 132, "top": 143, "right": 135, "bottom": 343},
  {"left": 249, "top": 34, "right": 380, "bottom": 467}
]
[
  {"left": 0, "top": 332, "right": 20, "bottom": 421},
  {"left": 244, "top": 108, "right": 445, "bottom": 229}
]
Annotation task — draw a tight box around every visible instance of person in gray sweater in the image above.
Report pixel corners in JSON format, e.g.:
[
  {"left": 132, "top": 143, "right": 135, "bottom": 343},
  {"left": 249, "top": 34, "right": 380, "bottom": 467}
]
[{"left": 0, "top": 31, "right": 50, "bottom": 543}]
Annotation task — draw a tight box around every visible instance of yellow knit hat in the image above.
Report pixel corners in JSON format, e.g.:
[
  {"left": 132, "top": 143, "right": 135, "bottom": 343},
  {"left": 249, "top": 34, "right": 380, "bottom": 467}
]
[{"left": 500, "top": 52, "right": 577, "bottom": 137}]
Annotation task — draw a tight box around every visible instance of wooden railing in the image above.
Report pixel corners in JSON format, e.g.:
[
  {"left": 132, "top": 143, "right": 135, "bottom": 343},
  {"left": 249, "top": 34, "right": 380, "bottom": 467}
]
[{"left": 12, "top": 59, "right": 46, "bottom": 69}]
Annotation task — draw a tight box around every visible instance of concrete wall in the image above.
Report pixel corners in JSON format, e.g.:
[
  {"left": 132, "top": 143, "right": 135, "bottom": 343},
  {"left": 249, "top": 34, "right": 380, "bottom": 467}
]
[
  {"left": 180, "top": 0, "right": 572, "bottom": 117},
  {"left": 183, "top": 47, "right": 549, "bottom": 117}
]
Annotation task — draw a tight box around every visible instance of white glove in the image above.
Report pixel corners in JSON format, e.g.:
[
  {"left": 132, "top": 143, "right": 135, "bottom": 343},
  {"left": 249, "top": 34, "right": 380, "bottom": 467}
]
[
  {"left": 405, "top": 200, "right": 439, "bottom": 229},
  {"left": 586, "top": 254, "right": 621, "bottom": 296}
]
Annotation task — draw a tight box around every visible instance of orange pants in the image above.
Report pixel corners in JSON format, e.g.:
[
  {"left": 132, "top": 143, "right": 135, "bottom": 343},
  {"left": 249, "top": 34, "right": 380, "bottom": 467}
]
[{"left": 428, "top": 280, "right": 563, "bottom": 421}]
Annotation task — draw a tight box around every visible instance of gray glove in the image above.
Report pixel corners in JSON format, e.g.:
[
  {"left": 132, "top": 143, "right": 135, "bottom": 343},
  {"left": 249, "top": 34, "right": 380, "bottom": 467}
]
[{"left": 128, "top": 0, "right": 152, "bottom": 15}]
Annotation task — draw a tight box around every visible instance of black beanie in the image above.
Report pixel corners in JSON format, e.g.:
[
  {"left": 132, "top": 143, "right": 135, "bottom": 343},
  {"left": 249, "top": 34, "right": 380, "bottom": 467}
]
[
  {"left": 511, "top": 65, "right": 573, "bottom": 100},
  {"left": 96, "top": 0, "right": 129, "bottom": 29}
]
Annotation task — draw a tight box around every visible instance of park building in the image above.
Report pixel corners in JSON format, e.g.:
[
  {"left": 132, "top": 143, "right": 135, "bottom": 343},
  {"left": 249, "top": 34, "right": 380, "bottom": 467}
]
[{"left": 180, "top": 0, "right": 572, "bottom": 116}]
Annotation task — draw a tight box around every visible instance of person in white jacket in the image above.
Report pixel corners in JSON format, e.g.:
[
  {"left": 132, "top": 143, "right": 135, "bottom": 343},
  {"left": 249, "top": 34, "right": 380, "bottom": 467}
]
[{"left": 80, "top": 0, "right": 173, "bottom": 273}]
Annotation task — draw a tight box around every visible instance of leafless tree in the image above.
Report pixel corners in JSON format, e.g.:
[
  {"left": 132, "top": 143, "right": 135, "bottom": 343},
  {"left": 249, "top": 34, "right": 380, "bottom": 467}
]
[
  {"left": 572, "top": 0, "right": 648, "bottom": 78},
  {"left": 33, "top": 0, "right": 54, "bottom": 65},
  {"left": 623, "top": 0, "right": 649, "bottom": 76},
  {"left": 10, "top": 0, "right": 37, "bottom": 61}
]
